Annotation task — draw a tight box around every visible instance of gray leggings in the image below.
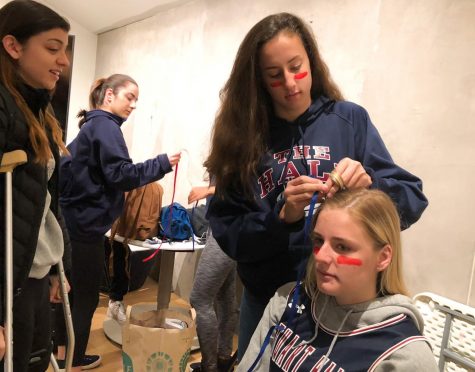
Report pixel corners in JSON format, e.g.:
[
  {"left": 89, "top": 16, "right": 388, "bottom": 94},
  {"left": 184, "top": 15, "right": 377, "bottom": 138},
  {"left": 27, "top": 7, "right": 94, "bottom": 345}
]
[{"left": 190, "top": 230, "right": 238, "bottom": 372}]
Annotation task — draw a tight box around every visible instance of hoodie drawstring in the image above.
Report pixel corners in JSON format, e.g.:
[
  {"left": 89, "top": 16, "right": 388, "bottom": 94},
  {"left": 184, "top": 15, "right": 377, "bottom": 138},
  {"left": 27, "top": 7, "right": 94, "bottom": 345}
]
[
  {"left": 297, "top": 125, "right": 310, "bottom": 172},
  {"left": 317, "top": 308, "right": 353, "bottom": 372},
  {"left": 298, "top": 291, "right": 327, "bottom": 346},
  {"left": 297, "top": 290, "right": 354, "bottom": 372}
]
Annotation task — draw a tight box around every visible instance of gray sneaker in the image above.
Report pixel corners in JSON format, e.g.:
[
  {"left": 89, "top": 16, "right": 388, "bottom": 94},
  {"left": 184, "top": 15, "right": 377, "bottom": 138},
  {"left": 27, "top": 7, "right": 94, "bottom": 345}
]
[{"left": 107, "top": 300, "right": 126, "bottom": 323}]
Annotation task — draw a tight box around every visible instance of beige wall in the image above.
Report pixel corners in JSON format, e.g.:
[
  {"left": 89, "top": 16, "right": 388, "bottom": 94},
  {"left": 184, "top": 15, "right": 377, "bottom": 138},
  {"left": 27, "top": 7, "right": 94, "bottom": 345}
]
[{"left": 94, "top": 0, "right": 475, "bottom": 304}]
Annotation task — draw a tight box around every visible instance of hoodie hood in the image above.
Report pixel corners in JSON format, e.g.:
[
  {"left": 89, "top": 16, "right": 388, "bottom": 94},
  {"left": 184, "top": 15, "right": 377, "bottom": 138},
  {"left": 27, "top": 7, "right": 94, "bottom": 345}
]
[
  {"left": 270, "top": 96, "right": 334, "bottom": 129},
  {"left": 85, "top": 109, "right": 125, "bottom": 127},
  {"left": 314, "top": 292, "right": 424, "bottom": 335},
  {"left": 269, "top": 96, "right": 335, "bottom": 143}
]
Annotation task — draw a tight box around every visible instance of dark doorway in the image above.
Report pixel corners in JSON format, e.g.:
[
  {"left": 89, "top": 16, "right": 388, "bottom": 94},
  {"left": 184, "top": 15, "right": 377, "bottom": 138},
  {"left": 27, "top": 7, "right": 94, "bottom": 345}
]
[{"left": 51, "top": 35, "right": 75, "bottom": 141}]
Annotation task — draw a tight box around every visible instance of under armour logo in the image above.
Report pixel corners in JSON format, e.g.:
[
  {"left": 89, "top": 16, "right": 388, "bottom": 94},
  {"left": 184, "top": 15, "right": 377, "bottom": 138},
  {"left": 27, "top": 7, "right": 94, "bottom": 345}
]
[{"left": 288, "top": 302, "right": 306, "bottom": 314}]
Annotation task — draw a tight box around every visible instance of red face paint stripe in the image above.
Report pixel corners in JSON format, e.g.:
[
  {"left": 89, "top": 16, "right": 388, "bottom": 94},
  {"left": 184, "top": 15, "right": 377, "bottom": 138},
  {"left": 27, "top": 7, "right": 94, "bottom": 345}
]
[
  {"left": 294, "top": 71, "right": 308, "bottom": 80},
  {"left": 337, "top": 255, "right": 362, "bottom": 266},
  {"left": 270, "top": 81, "right": 283, "bottom": 88},
  {"left": 313, "top": 246, "right": 320, "bottom": 255}
]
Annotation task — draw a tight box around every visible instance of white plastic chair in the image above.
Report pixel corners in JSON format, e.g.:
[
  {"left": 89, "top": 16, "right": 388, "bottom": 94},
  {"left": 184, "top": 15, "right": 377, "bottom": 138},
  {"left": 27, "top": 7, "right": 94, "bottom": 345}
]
[{"left": 413, "top": 292, "right": 475, "bottom": 371}]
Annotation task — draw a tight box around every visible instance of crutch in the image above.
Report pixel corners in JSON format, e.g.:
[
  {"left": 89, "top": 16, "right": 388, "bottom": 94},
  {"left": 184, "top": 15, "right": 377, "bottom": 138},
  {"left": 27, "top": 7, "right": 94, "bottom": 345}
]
[
  {"left": 1, "top": 150, "right": 27, "bottom": 372},
  {"left": 50, "top": 256, "right": 75, "bottom": 372},
  {"left": 0, "top": 150, "right": 74, "bottom": 371}
]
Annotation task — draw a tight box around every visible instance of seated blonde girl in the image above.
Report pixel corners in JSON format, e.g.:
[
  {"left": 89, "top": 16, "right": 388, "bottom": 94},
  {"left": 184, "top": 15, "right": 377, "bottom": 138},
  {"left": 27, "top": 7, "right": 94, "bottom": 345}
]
[{"left": 239, "top": 188, "right": 438, "bottom": 371}]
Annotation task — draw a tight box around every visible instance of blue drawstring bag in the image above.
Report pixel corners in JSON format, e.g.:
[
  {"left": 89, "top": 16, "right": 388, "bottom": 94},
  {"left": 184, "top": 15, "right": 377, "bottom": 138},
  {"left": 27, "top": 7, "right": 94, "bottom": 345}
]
[{"left": 159, "top": 202, "right": 193, "bottom": 240}]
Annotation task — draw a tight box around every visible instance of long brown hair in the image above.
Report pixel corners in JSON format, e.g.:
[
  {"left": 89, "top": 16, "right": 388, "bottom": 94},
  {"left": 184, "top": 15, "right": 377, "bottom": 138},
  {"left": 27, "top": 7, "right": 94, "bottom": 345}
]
[
  {"left": 204, "top": 12, "right": 343, "bottom": 198},
  {"left": 305, "top": 188, "right": 409, "bottom": 298},
  {"left": 77, "top": 74, "right": 138, "bottom": 128},
  {"left": 0, "top": 0, "right": 70, "bottom": 165}
]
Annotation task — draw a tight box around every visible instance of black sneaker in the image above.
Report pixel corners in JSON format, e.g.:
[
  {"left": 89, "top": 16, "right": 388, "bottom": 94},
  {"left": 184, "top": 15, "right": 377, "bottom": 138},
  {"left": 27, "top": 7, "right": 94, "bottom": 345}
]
[
  {"left": 54, "top": 355, "right": 101, "bottom": 370},
  {"left": 218, "top": 351, "right": 238, "bottom": 372},
  {"left": 189, "top": 361, "right": 202, "bottom": 371},
  {"left": 81, "top": 355, "right": 102, "bottom": 370},
  {"left": 56, "top": 359, "right": 65, "bottom": 371},
  {"left": 189, "top": 352, "right": 237, "bottom": 372}
]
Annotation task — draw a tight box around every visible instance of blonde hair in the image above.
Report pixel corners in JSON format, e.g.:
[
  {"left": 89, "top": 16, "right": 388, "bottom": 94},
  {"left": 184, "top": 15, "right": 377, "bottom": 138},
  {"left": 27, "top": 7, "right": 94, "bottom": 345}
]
[{"left": 305, "top": 188, "right": 408, "bottom": 297}]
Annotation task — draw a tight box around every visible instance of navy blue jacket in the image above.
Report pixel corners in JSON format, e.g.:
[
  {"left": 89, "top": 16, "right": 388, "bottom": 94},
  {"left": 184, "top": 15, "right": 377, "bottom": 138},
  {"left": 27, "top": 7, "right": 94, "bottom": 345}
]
[
  {"left": 60, "top": 109, "right": 171, "bottom": 242},
  {"left": 208, "top": 97, "right": 428, "bottom": 299}
]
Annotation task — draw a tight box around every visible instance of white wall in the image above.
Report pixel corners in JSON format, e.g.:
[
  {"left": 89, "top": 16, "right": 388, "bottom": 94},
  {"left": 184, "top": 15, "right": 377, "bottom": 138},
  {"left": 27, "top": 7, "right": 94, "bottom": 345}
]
[
  {"left": 41, "top": 1, "right": 98, "bottom": 143},
  {"left": 94, "top": 0, "right": 475, "bottom": 305}
]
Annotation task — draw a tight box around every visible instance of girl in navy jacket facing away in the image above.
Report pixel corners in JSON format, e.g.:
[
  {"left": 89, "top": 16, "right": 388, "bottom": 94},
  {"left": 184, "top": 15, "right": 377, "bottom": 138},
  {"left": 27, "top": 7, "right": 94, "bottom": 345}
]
[
  {"left": 59, "top": 74, "right": 180, "bottom": 371},
  {"left": 204, "top": 12, "right": 428, "bottom": 361},
  {"left": 238, "top": 188, "right": 437, "bottom": 371},
  {"left": 0, "top": 1, "right": 72, "bottom": 370}
]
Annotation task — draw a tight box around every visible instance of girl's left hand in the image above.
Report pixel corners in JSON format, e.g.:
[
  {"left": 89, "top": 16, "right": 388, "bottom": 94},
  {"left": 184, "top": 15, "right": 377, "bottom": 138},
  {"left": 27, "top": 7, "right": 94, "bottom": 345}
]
[
  {"left": 326, "top": 157, "right": 372, "bottom": 198},
  {"left": 168, "top": 152, "right": 181, "bottom": 167},
  {"left": 49, "top": 275, "right": 71, "bottom": 303},
  {"left": 280, "top": 176, "right": 329, "bottom": 224},
  {"left": 188, "top": 186, "right": 209, "bottom": 204}
]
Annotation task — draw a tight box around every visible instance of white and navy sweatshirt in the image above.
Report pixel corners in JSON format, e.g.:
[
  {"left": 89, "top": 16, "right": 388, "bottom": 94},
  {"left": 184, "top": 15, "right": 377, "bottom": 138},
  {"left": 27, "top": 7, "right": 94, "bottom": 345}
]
[
  {"left": 207, "top": 97, "right": 428, "bottom": 300},
  {"left": 239, "top": 283, "right": 438, "bottom": 372}
]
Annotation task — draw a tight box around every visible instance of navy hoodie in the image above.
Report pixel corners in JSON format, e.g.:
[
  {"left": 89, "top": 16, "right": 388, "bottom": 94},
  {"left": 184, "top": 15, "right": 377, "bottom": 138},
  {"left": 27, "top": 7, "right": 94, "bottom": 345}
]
[
  {"left": 59, "top": 109, "right": 172, "bottom": 242},
  {"left": 207, "top": 97, "right": 428, "bottom": 300}
]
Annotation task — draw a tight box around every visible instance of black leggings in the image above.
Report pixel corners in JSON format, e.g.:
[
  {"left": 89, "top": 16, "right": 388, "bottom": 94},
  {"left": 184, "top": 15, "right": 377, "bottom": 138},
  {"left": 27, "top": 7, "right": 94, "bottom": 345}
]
[
  {"left": 69, "top": 237, "right": 104, "bottom": 367},
  {"left": 1, "top": 277, "right": 52, "bottom": 372},
  {"left": 107, "top": 240, "right": 128, "bottom": 301}
]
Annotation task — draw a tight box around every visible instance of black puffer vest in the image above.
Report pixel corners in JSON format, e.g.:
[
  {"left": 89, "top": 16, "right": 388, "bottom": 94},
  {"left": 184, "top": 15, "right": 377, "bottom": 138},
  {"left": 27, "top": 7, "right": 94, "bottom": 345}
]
[{"left": 0, "top": 82, "right": 71, "bottom": 322}]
